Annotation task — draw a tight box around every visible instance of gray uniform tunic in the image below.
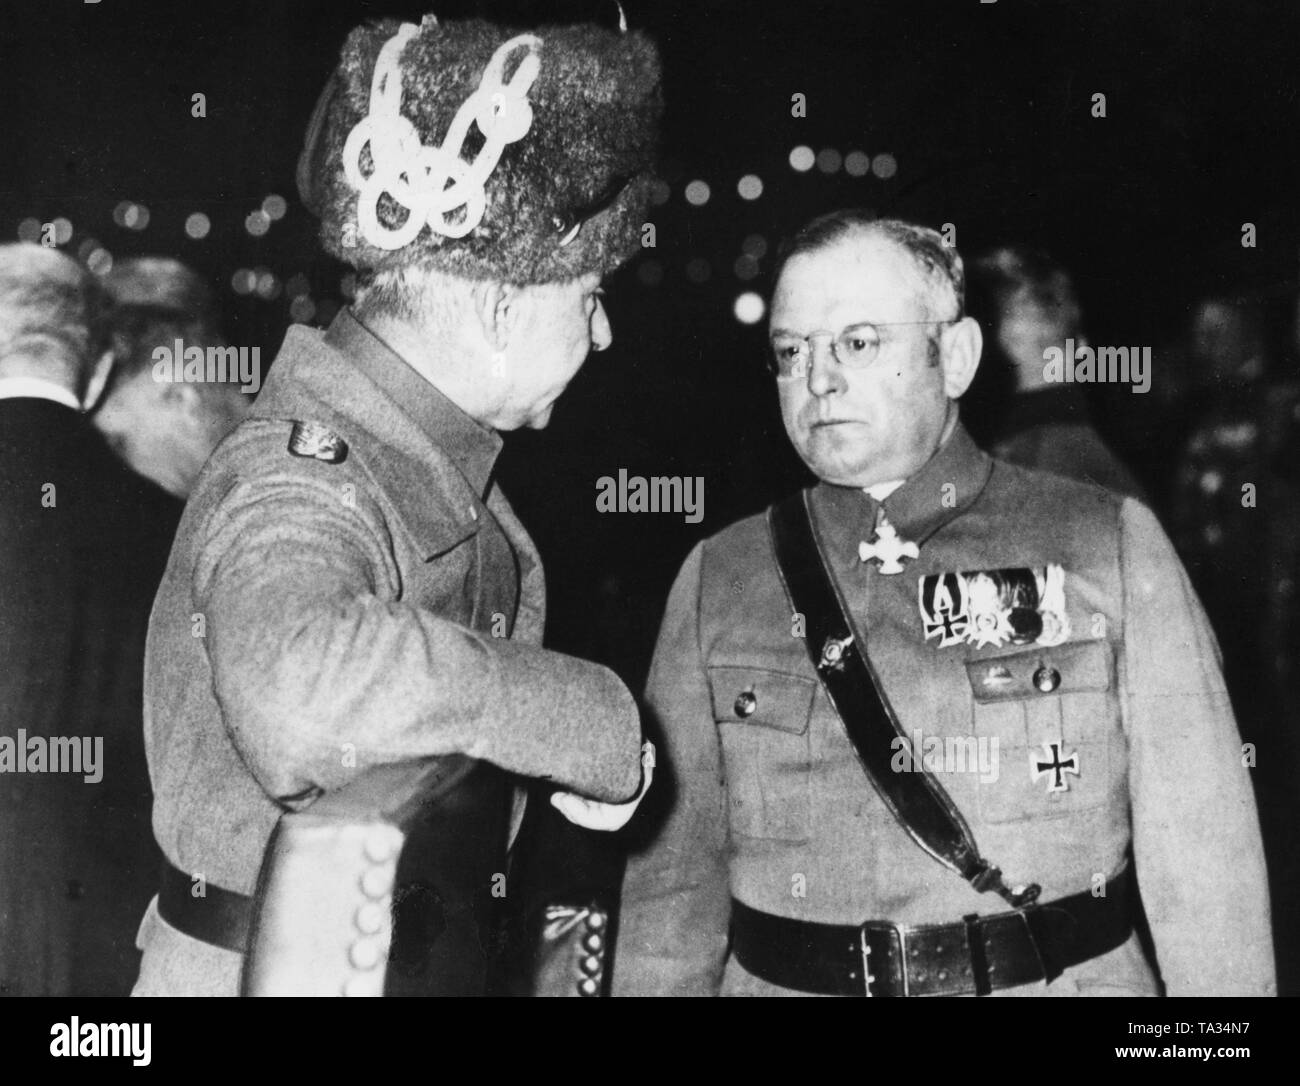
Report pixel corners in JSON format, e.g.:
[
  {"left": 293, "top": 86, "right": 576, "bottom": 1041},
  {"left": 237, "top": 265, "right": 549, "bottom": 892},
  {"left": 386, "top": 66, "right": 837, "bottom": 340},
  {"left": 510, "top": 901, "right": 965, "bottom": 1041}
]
[
  {"left": 134, "top": 310, "right": 640, "bottom": 995},
  {"left": 616, "top": 424, "right": 1273, "bottom": 997}
]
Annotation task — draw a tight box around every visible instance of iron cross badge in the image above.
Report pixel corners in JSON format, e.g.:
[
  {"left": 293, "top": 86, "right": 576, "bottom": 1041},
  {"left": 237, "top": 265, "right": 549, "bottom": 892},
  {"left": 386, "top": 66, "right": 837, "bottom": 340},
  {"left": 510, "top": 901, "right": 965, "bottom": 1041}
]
[{"left": 1031, "top": 741, "right": 1080, "bottom": 793}]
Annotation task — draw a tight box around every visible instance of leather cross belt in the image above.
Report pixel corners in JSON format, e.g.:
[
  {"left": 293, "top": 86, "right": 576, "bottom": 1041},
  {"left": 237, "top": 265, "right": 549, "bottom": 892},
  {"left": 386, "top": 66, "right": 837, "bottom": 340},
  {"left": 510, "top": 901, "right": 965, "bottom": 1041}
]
[{"left": 730, "top": 869, "right": 1132, "bottom": 996}]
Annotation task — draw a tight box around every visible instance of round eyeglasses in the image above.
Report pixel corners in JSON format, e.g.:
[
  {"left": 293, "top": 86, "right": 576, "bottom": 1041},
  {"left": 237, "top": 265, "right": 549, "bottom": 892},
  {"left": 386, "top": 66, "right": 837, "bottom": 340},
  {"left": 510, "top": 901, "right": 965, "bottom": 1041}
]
[{"left": 768, "top": 319, "right": 958, "bottom": 378}]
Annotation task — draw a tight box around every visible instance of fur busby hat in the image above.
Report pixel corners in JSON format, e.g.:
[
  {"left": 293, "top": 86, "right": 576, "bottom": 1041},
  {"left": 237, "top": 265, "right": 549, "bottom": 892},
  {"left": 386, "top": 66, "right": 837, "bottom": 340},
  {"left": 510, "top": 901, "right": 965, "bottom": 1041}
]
[{"left": 299, "top": 12, "right": 662, "bottom": 285}]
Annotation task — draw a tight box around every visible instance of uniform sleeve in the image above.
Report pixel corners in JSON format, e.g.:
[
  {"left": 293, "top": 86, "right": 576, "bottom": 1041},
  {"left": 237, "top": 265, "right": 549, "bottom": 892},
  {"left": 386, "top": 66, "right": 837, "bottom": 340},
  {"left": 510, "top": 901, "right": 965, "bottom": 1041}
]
[
  {"left": 613, "top": 544, "right": 731, "bottom": 996},
  {"left": 1119, "top": 498, "right": 1276, "bottom": 995},
  {"left": 192, "top": 466, "right": 643, "bottom": 806}
]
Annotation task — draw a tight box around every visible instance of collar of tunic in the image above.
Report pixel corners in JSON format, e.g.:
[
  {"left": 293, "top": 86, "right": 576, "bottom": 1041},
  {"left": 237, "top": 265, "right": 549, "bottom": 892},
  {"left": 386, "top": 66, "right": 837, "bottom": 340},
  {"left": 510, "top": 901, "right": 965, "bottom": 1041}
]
[
  {"left": 324, "top": 307, "right": 503, "bottom": 497},
  {"left": 815, "top": 421, "right": 993, "bottom": 551}
]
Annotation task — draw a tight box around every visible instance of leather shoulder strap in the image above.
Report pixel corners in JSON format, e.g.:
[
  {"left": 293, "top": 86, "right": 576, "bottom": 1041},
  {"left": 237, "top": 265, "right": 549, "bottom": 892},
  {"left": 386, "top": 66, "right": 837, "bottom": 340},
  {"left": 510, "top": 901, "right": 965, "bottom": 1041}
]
[{"left": 768, "top": 489, "right": 1039, "bottom": 908}]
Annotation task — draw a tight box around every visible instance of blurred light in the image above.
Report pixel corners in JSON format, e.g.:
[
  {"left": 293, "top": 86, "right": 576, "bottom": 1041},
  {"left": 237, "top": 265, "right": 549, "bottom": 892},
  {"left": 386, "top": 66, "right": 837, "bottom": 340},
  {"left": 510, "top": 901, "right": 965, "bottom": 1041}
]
[
  {"left": 52, "top": 218, "right": 74, "bottom": 245},
  {"left": 734, "top": 254, "right": 760, "bottom": 281},
  {"left": 286, "top": 273, "right": 311, "bottom": 299},
  {"left": 742, "top": 233, "right": 768, "bottom": 259},
  {"left": 87, "top": 249, "right": 113, "bottom": 277},
  {"left": 845, "top": 150, "right": 871, "bottom": 177},
  {"left": 872, "top": 152, "right": 898, "bottom": 179},
  {"left": 788, "top": 145, "right": 815, "bottom": 172},
  {"left": 685, "top": 257, "right": 711, "bottom": 284},
  {"left": 734, "top": 292, "right": 766, "bottom": 325},
  {"left": 75, "top": 238, "right": 100, "bottom": 262},
  {"left": 289, "top": 295, "right": 317, "bottom": 324},
  {"left": 123, "top": 204, "right": 149, "bottom": 231},
  {"left": 112, "top": 201, "right": 133, "bottom": 228},
  {"left": 245, "top": 210, "right": 271, "bottom": 237},
  {"left": 255, "top": 270, "right": 281, "bottom": 301},
  {"left": 185, "top": 212, "right": 211, "bottom": 240},
  {"left": 816, "top": 148, "right": 843, "bottom": 174},
  {"left": 262, "top": 194, "right": 288, "bottom": 221},
  {"left": 316, "top": 299, "right": 339, "bottom": 325},
  {"left": 17, "top": 218, "right": 41, "bottom": 243},
  {"left": 648, "top": 179, "right": 671, "bottom": 207},
  {"left": 340, "top": 273, "right": 357, "bottom": 300},
  {"left": 637, "top": 259, "right": 663, "bottom": 287},
  {"left": 231, "top": 268, "right": 257, "bottom": 296},
  {"left": 737, "top": 174, "right": 763, "bottom": 201},
  {"left": 684, "top": 180, "right": 711, "bottom": 207}
]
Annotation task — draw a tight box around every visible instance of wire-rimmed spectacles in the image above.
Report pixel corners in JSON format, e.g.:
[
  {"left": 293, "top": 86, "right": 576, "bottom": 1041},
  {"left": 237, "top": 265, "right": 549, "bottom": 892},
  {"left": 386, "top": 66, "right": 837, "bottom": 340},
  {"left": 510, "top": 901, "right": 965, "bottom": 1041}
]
[{"left": 768, "top": 319, "right": 958, "bottom": 378}]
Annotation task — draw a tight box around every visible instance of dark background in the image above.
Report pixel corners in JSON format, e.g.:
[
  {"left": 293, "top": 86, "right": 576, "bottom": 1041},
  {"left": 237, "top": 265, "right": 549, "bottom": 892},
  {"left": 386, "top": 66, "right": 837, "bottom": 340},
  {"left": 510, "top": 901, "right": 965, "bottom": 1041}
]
[
  {"left": 3, "top": 0, "right": 1298, "bottom": 992},
  {"left": 4, "top": 0, "right": 1299, "bottom": 683}
]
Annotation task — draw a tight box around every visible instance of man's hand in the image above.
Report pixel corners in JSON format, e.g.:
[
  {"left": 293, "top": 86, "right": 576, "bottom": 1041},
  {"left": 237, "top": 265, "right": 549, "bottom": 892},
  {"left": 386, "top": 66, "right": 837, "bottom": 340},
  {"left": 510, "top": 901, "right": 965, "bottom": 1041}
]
[{"left": 550, "top": 741, "right": 655, "bottom": 831}]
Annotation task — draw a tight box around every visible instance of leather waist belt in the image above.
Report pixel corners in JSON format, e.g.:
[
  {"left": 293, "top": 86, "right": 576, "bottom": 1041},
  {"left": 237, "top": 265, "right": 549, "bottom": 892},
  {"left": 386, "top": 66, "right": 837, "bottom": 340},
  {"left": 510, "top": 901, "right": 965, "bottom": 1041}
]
[
  {"left": 731, "top": 869, "right": 1132, "bottom": 997},
  {"left": 158, "top": 860, "right": 252, "bottom": 955}
]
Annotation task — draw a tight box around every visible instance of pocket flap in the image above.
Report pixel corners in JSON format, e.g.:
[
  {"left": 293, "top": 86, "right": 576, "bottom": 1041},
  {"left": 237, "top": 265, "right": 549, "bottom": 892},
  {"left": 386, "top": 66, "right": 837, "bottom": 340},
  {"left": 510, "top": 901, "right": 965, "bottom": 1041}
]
[
  {"left": 706, "top": 665, "right": 817, "bottom": 735},
  {"left": 964, "top": 639, "right": 1113, "bottom": 704}
]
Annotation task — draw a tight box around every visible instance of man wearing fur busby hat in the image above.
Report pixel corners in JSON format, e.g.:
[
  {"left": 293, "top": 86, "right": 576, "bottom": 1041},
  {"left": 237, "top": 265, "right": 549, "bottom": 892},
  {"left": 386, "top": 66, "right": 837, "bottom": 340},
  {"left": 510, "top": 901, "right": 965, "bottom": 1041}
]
[{"left": 133, "top": 9, "right": 662, "bottom": 997}]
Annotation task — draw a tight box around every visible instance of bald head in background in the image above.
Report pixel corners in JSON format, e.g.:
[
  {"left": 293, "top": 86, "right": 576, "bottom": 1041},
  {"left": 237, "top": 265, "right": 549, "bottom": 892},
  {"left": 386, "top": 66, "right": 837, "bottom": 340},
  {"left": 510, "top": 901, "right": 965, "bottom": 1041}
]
[
  {"left": 93, "top": 257, "right": 251, "bottom": 498},
  {"left": 0, "top": 243, "right": 115, "bottom": 408}
]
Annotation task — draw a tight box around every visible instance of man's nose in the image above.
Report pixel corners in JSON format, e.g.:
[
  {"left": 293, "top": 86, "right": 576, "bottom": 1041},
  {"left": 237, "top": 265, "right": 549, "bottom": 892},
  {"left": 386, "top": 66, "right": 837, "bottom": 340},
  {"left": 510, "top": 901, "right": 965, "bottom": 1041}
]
[
  {"left": 806, "top": 338, "right": 843, "bottom": 396},
  {"left": 590, "top": 299, "right": 613, "bottom": 352}
]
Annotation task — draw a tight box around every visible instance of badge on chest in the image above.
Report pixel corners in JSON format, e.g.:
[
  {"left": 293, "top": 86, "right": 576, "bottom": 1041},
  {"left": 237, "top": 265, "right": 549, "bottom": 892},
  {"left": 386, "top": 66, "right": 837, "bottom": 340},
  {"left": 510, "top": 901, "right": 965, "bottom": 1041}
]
[{"left": 918, "top": 564, "right": 1070, "bottom": 650}]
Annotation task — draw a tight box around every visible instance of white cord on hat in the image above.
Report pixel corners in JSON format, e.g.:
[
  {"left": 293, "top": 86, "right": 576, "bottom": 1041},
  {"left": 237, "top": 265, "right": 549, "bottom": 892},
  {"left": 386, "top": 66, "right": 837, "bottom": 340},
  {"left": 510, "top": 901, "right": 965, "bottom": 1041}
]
[{"left": 343, "top": 23, "right": 543, "bottom": 251}]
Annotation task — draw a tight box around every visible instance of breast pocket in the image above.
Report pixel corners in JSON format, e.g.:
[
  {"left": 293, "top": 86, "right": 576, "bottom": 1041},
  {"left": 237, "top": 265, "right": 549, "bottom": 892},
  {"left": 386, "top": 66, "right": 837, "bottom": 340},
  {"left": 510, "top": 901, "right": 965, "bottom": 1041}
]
[
  {"left": 707, "top": 665, "right": 817, "bottom": 843},
  {"left": 963, "top": 639, "right": 1117, "bottom": 824}
]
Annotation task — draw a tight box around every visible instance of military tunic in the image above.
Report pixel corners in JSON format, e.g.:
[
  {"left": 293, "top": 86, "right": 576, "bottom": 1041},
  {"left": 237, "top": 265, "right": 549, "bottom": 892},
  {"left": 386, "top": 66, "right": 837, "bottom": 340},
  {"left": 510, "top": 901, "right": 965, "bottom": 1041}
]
[
  {"left": 134, "top": 309, "right": 641, "bottom": 996},
  {"left": 615, "top": 423, "right": 1274, "bottom": 997}
]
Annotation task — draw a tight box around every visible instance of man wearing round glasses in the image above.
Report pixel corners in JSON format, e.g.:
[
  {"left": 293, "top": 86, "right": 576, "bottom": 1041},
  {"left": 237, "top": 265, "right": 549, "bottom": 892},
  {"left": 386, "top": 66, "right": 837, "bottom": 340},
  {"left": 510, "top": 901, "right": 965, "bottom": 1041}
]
[
  {"left": 615, "top": 211, "right": 1273, "bottom": 997},
  {"left": 768, "top": 220, "right": 976, "bottom": 493}
]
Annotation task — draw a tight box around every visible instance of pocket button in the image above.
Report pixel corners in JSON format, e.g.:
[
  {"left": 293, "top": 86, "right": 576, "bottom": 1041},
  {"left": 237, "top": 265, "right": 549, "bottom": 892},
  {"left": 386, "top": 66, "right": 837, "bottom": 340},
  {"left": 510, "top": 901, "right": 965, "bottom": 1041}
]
[
  {"left": 733, "top": 690, "right": 758, "bottom": 718},
  {"left": 1033, "top": 665, "right": 1061, "bottom": 693}
]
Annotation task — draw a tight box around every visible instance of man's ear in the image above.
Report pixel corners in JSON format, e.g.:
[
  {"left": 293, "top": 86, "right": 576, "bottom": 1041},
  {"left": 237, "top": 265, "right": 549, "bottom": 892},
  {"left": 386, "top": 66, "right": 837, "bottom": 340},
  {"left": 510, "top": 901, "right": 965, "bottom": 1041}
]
[
  {"left": 162, "top": 380, "right": 204, "bottom": 423},
  {"left": 941, "top": 316, "right": 983, "bottom": 400},
  {"left": 473, "top": 280, "right": 517, "bottom": 352},
  {"left": 82, "top": 350, "right": 115, "bottom": 412}
]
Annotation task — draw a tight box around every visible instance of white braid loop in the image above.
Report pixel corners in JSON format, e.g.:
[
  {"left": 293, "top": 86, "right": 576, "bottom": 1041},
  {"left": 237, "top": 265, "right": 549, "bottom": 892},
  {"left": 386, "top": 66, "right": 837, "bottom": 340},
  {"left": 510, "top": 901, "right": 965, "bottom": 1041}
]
[{"left": 343, "top": 23, "right": 543, "bottom": 251}]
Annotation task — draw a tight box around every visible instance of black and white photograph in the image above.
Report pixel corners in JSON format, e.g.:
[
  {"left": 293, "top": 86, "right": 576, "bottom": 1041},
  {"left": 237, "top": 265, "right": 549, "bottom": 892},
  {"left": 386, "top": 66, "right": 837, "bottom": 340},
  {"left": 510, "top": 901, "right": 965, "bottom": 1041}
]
[{"left": 0, "top": 0, "right": 1295, "bottom": 1063}]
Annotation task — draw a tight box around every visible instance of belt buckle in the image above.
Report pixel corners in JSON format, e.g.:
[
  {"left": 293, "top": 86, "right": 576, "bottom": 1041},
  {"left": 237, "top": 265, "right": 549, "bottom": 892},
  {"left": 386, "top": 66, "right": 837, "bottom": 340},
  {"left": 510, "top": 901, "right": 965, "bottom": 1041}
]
[
  {"left": 859, "top": 920, "right": 906, "bottom": 997},
  {"left": 1014, "top": 903, "right": 1056, "bottom": 984}
]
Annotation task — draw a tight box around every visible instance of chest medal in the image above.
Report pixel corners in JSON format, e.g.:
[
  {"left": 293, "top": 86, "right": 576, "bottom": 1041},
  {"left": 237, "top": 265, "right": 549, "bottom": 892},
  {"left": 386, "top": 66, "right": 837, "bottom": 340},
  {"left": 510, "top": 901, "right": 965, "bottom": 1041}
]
[
  {"left": 1031, "top": 740, "right": 1081, "bottom": 793},
  {"left": 918, "top": 564, "right": 1070, "bottom": 650},
  {"left": 858, "top": 513, "right": 919, "bottom": 575}
]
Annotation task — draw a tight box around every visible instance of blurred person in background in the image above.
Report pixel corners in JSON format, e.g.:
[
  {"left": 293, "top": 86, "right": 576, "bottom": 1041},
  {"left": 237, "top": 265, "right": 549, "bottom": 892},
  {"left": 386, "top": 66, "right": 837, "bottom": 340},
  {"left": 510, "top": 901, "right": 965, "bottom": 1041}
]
[
  {"left": 1168, "top": 291, "right": 1300, "bottom": 996},
  {"left": 966, "top": 244, "right": 1143, "bottom": 498},
  {"left": 1168, "top": 296, "right": 1299, "bottom": 711},
  {"left": 94, "top": 257, "right": 252, "bottom": 500},
  {"left": 0, "top": 243, "right": 172, "bottom": 995}
]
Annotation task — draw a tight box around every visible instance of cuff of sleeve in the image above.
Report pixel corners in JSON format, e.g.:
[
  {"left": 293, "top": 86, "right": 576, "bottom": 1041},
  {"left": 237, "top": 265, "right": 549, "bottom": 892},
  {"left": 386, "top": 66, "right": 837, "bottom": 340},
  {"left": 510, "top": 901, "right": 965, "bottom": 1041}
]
[{"left": 477, "top": 639, "right": 642, "bottom": 802}]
